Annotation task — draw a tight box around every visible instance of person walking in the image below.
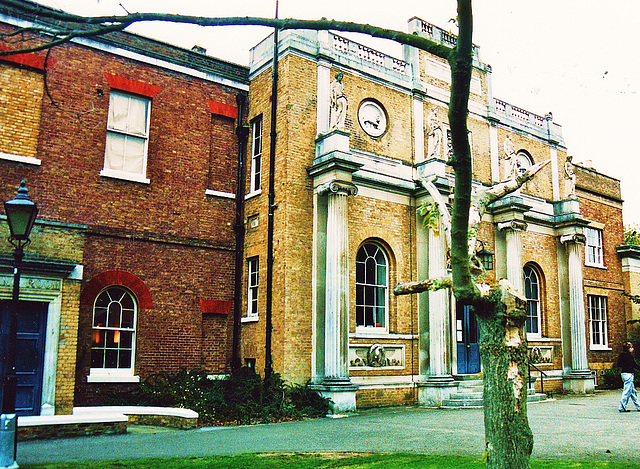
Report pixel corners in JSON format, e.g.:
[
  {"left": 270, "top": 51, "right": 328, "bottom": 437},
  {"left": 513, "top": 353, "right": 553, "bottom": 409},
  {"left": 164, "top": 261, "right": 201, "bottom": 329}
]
[{"left": 617, "top": 342, "right": 640, "bottom": 412}]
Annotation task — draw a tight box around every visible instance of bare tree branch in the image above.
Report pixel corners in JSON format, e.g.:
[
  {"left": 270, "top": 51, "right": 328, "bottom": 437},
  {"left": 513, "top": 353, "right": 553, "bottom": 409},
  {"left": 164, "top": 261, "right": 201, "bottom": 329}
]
[{"left": 0, "top": 3, "right": 453, "bottom": 60}]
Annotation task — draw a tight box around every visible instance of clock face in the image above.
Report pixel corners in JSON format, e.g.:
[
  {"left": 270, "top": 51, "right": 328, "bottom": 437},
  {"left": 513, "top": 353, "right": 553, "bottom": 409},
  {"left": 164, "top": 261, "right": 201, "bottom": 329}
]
[
  {"left": 358, "top": 100, "right": 387, "bottom": 137},
  {"left": 515, "top": 152, "right": 532, "bottom": 174}
]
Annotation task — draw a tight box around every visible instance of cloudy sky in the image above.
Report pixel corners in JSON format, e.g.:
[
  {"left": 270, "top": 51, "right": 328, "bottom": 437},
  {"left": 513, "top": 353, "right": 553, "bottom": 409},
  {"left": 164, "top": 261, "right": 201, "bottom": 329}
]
[{"left": 34, "top": 0, "right": 640, "bottom": 225}]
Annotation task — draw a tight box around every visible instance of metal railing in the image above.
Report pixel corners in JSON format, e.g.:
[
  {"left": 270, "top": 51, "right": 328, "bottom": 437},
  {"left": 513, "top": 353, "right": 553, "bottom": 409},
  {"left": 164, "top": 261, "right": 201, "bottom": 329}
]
[{"left": 528, "top": 362, "right": 548, "bottom": 394}]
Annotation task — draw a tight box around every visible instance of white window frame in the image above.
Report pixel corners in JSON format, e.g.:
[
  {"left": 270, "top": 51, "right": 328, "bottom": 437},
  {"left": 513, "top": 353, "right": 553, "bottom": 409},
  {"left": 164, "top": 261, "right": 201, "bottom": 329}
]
[
  {"left": 356, "top": 243, "right": 389, "bottom": 334},
  {"left": 244, "top": 257, "right": 259, "bottom": 322},
  {"left": 248, "top": 117, "right": 263, "bottom": 196},
  {"left": 523, "top": 265, "right": 541, "bottom": 338},
  {"left": 585, "top": 227, "right": 604, "bottom": 267},
  {"left": 588, "top": 294, "right": 609, "bottom": 350},
  {"left": 101, "top": 90, "right": 151, "bottom": 184},
  {"left": 88, "top": 286, "right": 139, "bottom": 383}
]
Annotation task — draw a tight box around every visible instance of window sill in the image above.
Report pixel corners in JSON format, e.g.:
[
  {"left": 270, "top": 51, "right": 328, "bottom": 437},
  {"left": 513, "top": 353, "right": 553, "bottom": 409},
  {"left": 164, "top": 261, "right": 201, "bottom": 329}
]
[
  {"left": 0, "top": 152, "right": 41, "bottom": 166},
  {"left": 354, "top": 328, "right": 389, "bottom": 337},
  {"left": 205, "top": 189, "right": 235, "bottom": 199},
  {"left": 590, "top": 345, "right": 612, "bottom": 352},
  {"left": 241, "top": 316, "right": 259, "bottom": 323},
  {"left": 87, "top": 371, "right": 140, "bottom": 383},
  {"left": 245, "top": 190, "right": 262, "bottom": 200},
  {"left": 585, "top": 263, "right": 607, "bottom": 270},
  {"left": 100, "top": 169, "right": 150, "bottom": 184}
]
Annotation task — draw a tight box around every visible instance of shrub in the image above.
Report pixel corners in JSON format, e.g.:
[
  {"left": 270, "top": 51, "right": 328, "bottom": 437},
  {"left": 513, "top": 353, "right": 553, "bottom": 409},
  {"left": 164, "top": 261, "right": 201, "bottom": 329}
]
[
  {"left": 600, "top": 368, "right": 622, "bottom": 389},
  {"left": 101, "top": 367, "right": 331, "bottom": 425}
]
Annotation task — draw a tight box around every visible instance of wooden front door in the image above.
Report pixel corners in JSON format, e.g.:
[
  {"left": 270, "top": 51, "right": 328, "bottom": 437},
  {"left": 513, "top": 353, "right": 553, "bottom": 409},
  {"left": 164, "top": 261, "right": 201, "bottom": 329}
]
[
  {"left": 0, "top": 300, "right": 48, "bottom": 416},
  {"left": 456, "top": 304, "right": 480, "bottom": 374}
]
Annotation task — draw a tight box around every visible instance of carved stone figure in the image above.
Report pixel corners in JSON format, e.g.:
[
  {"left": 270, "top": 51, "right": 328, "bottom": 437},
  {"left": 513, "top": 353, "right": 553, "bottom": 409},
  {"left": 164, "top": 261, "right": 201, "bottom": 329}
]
[
  {"left": 427, "top": 107, "right": 443, "bottom": 158},
  {"left": 366, "top": 343, "right": 387, "bottom": 367},
  {"left": 502, "top": 135, "right": 517, "bottom": 181},
  {"left": 329, "top": 71, "right": 347, "bottom": 130},
  {"left": 564, "top": 155, "right": 576, "bottom": 198}
]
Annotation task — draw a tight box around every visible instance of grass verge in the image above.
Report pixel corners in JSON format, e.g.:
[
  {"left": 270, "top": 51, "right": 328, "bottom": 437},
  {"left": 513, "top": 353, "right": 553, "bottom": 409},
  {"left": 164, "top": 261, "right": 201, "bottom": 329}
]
[{"left": 20, "top": 452, "right": 640, "bottom": 469}]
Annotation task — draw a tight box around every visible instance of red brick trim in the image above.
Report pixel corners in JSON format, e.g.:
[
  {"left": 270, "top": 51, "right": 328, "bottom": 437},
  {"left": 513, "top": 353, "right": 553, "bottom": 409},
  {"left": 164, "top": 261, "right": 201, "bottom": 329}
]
[
  {"left": 198, "top": 299, "right": 233, "bottom": 315},
  {"left": 81, "top": 270, "right": 153, "bottom": 309},
  {"left": 207, "top": 100, "right": 238, "bottom": 119},
  {"left": 0, "top": 45, "right": 48, "bottom": 70},
  {"left": 104, "top": 73, "right": 161, "bottom": 98}
]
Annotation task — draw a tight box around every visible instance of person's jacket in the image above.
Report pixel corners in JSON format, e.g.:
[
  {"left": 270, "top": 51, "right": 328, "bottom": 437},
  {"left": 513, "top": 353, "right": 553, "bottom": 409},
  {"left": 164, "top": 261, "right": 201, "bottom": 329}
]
[{"left": 617, "top": 352, "right": 640, "bottom": 374}]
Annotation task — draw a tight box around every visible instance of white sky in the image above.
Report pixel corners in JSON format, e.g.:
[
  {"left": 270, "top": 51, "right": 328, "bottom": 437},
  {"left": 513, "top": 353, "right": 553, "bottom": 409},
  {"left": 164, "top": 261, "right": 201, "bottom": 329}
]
[{"left": 34, "top": 0, "right": 640, "bottom": 225}]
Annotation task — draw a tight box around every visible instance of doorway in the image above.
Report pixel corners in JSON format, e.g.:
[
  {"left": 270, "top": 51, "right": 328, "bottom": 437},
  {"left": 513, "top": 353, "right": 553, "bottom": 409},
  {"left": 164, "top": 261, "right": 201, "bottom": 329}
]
[
  {"left": 456, "top": 303, "right": 480, "bottom": 374},
  {"left": 0, "top": 300, "right": 48, "bottom": 416}
]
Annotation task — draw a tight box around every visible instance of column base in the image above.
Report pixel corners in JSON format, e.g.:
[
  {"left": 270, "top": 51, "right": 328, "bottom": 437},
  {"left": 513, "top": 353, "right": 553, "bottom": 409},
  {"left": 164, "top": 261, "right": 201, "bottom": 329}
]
[
  {"left": 417, "top": 376, "right": 457, "bottom": 407},
  {"left": 563, "top": 371, "right": 595, "bottom": 394},
  {"left": 310, "top": 380, "right": 358, "bottom": 414}
]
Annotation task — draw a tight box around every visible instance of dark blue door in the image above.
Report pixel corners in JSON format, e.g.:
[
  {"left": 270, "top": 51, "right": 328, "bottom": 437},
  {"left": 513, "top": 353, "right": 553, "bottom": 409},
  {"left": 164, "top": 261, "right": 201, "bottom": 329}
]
[
  {"left": 456, "top": 304, "right": 480, "bottom": 374},
  {"left": 0, "top": 300, "right": 48, "bottom": 416}
]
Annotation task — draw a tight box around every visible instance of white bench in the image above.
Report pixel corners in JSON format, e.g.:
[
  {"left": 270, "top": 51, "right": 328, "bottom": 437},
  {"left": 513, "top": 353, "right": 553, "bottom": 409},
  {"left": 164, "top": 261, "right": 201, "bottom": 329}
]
[
  {"left": 73, "top": 406, "right": 199, "bottom": 429},
  {"left": 18, "top": 412, "right": 128, "bottom": 440}
]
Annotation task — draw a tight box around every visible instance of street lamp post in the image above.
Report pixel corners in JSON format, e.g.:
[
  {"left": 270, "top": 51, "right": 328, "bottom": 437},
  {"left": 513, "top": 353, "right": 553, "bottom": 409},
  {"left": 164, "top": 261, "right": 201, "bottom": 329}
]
[{"left": 1, "top": 179, "right": 38, "bottom": 469}]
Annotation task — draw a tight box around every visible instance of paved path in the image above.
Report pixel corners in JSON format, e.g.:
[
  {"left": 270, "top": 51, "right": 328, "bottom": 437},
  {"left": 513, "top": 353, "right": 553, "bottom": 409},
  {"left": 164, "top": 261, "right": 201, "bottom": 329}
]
[{"left": 18, "top": 390, "right": 640, "bottom": 464}]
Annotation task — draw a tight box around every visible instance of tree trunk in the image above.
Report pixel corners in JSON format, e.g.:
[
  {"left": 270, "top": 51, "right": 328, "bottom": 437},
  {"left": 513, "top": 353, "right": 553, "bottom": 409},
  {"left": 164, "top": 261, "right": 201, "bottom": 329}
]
[{"left": 476, "top": 298, "right": 534, "bottom": 469}]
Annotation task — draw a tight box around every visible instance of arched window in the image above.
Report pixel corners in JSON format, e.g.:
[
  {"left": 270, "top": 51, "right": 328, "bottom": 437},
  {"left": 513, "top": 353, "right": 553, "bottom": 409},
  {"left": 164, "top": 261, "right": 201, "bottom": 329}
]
[
  {"left": 356, "top": 243, "right": 389, "bottom": 332},
  {"left": 91, "top": 286, "right": 137, "bottom": 372},
  {"left": 523, "top": 265, "right": 541, "bottom": 336}
]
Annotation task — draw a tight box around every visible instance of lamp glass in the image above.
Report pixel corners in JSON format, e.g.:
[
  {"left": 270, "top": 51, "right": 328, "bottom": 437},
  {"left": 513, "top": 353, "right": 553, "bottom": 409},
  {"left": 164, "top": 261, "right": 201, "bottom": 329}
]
[{"left": 4, "top": 180, "right": 38, "bottom": 241}]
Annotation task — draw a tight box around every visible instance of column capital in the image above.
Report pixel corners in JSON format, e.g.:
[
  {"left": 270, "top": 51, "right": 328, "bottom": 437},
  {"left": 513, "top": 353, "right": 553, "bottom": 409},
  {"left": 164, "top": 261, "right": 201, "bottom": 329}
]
[
  {"left": 317, "top": 180, "right": 358, "bottom": 197},
  {"left": 497, "top": 220, "right": 528, "bottom": 232},
  {"left": 560, "top": 233, "right": 586, "bottom": 245}
]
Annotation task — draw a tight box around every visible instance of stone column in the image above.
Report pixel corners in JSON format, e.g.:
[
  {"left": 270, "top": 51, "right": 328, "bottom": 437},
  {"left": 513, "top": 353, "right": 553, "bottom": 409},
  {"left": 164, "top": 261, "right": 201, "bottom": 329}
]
[
  {"left": 498, "top": 220, "right": 528, "bottom": 292},
  {"left": 320, "top": 180, "right": 357, "bottom": 383},
  {"left": 311, "top": 180, "right": 359, "bottom": 412},
  {"left": 560, "top": 234, "right": 591, "bottom": 375},
  {"left": 417, "top": 215, "right": 456, "bottom": 407},
  {"left": 428, "top": 220, "right": 451, "bottom": 379}
]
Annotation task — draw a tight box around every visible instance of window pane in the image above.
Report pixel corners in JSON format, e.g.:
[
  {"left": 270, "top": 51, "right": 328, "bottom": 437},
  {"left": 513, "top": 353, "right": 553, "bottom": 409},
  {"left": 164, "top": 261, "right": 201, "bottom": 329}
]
[
  {"left": 375, "top": 307, "right": 385, "bottom": 327},
  {"left": 127, "top": 97, "right": 148, "bottom": 136},
  {"left": 123, "top": 136, "right": 146, "bottom": 174},
  {"left": 122, "top": 309, "right": 134, "bottom": 329},
  {"left": 108, "top": 93, "right": 129, "bottom": 131},
  {"left": 120, "top": 331, "right": 133, "bottom": 348},
  {"left": 119, "top": 350, "right": 132, "bottom": 369},
  {"left": 94, "top": 307, "right": 107, "bottom": 327},
  {"left": 105, "top": 349, "right": 118, "bottom": 368},
  {"left": 105, "top": 133, "right": 126, "bottom": 170},
  {"left": 91, "top": 349, "right": 105, "bottom": 368}
]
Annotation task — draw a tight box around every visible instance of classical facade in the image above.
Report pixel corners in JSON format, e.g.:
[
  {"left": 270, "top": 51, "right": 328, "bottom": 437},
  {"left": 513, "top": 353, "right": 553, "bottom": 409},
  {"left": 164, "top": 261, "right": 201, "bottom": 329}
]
[
  {"left": 0, "top": 0, "right": 247, "bottom": 415},
  {"left": 241, "top": 20, "right": 626, "bottom": 410}
]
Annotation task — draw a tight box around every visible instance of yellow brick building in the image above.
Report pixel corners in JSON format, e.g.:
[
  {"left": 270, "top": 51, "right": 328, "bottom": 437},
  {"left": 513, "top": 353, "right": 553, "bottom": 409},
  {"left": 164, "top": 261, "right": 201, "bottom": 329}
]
[{"left": 241, "top": 19, "right": 627, "bottom": 410}]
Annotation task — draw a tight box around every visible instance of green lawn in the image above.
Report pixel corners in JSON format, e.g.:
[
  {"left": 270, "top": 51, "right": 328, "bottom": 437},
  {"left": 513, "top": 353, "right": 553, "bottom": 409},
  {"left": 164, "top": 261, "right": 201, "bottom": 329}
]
[{"left": 20, "top": 453, "right": 640, "bottom": 469}]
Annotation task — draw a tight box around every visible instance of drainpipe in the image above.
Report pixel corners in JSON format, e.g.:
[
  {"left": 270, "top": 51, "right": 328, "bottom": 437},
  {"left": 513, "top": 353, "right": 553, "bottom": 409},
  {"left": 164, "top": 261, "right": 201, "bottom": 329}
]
[
  {"left": 265, "top": 1, "right": 279, "bottom": 381},
  {"left": 232, "top": 93, "right": 249, "bottom": 373}
]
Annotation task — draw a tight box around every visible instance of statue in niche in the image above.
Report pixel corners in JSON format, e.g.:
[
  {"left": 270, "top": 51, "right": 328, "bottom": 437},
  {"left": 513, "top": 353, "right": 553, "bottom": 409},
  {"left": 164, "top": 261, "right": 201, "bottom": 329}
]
[
  {"left": 427, "top": 107, "right": 443, "bottom": 158},
  {"left": 502, "top": 135, "right": 517, "bottom": 181},
  {"left": 329, "top": 71, "right": 347, "bottom": 130},
  {"left": 564, "top": 155, "right": 576, "bottom": 198}
]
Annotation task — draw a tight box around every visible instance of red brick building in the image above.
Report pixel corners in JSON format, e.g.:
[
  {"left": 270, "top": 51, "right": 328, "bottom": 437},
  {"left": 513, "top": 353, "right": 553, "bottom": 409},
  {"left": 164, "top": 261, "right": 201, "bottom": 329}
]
[{"left": 0, "top": 0, "right": 247, "bottom": 415}]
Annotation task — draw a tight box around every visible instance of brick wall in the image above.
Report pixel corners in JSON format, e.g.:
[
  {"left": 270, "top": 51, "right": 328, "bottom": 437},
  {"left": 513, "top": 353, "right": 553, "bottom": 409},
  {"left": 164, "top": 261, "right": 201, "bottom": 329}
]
[{"left": 0, "top": 63, "right": 43, "bottom": 158}]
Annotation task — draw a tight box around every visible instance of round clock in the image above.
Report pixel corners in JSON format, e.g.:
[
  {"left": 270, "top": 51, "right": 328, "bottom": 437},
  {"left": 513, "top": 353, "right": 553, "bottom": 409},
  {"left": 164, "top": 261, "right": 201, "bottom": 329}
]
[{"left": 358, "top": 100, "right": 387, "bottom": 138}]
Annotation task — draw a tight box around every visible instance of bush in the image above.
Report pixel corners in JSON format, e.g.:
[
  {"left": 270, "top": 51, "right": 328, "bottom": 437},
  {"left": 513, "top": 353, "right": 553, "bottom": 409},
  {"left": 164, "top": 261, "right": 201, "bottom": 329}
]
[
  {"left": 101, "top": 367, "right": 331, "bottom": 425},
  {"left": 600, "top": 368, "right": 622, "bottom": 389}
]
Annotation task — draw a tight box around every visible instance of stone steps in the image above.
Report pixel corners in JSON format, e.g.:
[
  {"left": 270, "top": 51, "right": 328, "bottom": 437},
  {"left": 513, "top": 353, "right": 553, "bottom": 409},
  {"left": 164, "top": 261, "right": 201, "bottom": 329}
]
[{"left": 441, "top": 378, "right": 547, "bottom": 408}]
